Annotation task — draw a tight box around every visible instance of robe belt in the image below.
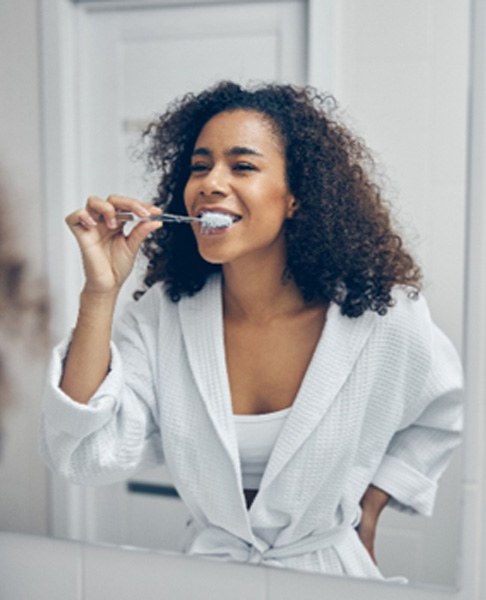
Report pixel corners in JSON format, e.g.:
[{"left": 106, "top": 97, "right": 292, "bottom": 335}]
[{"left": 187, "top": 520, "right": 355, "bottom": 566}]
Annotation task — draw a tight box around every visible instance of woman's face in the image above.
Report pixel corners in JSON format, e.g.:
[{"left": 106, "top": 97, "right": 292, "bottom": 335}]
[{"left": 183, "top": 109, "right": 296, "bottom": 267}]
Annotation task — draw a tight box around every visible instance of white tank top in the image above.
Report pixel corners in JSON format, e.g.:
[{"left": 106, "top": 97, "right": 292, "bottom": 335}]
[{"left": 234, "top": 407, "right": 291, "bottom": 490}]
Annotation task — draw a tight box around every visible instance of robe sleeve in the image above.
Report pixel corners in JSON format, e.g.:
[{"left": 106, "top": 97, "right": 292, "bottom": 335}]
[
  {"left": 371, "top": 309, "right": 463, "bottom": 516},
  {"left": 40, "top": 288, "right": 165, "bottom": 485}
]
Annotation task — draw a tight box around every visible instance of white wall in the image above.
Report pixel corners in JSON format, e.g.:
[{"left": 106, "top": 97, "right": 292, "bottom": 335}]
[
  {"left": 331, "top": 0, "right": 468, "bottom": 349},
  {"left": 0, "top": 0, "right": 49, "bottom": 535}
]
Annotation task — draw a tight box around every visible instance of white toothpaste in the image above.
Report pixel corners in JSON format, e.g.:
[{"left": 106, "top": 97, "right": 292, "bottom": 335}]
[{"left": 199, "top": 212, "right": 235, "bottom": 230}]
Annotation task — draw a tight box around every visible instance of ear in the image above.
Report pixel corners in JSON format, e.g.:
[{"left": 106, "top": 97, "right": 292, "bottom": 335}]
[{"left": 286, "top": 195, "right": 299, "bottom": 218}]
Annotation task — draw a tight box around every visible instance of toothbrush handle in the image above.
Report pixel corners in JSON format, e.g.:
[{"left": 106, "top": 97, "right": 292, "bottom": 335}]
[
  {"left": 115, "top": 212, "right": 199, "bottom": 224},
  {"left": 159, "top": 213, "right": 199, "bottom": 224}
]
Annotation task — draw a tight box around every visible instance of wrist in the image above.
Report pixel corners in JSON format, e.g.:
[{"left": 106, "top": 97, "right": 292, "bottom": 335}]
[
  {"left": 361, "top": 485, "right": 390, "bottom": 514},
  {"left": 79, "top": 287, "right": 119, "bottom": 318}
]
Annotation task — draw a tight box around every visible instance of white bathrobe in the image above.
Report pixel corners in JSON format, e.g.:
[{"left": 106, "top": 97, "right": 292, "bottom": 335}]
[{"left": 41, "top": 275, "right": 463, "bottom": 579}]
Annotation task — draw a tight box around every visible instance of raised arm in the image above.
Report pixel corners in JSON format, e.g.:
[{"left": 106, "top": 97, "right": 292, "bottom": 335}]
[{"left": 61, "top": 194, "right": 161, "bottom": 404}]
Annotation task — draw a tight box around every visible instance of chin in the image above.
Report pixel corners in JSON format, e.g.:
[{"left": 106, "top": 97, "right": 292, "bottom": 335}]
[
  {"left": 196, "top": 241, "right": 233, "bottom": 265},
  {"left": 201, "top": 255, "right": 225, "bottom": 266},
  {"left": 197, "top": 248, "right": 227, "bottom": 265}
]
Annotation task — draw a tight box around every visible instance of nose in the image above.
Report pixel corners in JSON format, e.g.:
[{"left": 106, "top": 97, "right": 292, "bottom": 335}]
[{"left": 198, "top": 164, "right": 228, "bottom": 198}]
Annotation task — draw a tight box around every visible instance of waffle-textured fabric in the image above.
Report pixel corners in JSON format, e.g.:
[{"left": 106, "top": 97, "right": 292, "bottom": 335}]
[{"left": 41, "top": 275, "right": 463, "bottom": 580}]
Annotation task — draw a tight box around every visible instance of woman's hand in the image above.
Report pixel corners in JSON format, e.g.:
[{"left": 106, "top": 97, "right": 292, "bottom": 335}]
[
  {"left": 357, "top": 484, "right": 390, "bottom": 564},
  {"left": 65, "top": 195, "right": 162, "bottom": 295}
]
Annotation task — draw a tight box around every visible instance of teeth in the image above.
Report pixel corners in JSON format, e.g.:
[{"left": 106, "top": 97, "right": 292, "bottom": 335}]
[{"left": 199, "top": 211, "right": 239, "bottom": 230}]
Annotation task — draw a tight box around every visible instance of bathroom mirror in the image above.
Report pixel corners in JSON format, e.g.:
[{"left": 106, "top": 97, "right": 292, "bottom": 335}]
[{"left": 38, "top": 0, "right": 469, "bottom": 590}]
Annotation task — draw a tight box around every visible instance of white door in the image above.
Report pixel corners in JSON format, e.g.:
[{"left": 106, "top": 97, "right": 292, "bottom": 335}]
[{"left": 70, "top": 0, "right": 307, "bottom": 552}]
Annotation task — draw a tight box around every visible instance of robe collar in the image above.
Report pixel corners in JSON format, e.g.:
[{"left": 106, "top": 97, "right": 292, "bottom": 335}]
[
  {"left": 178, "top": 275, "right": 377, "bottom": 509},
  {"left": 178, "top": 276, "right": 238, "bottom": 467}
]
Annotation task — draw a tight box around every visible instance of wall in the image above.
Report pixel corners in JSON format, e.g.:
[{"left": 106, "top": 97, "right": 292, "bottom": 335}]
[
  {"left": 332, "top": 0, "right": 468, "bottom": 348},
  {"left": 0, "top": 0, "right": 48, "bottom": 535}
]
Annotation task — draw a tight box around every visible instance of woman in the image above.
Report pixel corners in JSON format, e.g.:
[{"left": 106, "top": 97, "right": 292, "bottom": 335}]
[{"left": 41, "top": 81, "right": 462, "bottom": 579}]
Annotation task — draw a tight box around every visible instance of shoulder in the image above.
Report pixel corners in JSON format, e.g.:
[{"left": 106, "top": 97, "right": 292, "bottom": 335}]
[
  {"left": 367, "top": 287, "right": 437, "bottom": 368},
  {"left": 377, "top": 287, "right": 433, "bottom": 338},
  {"left": 372, "top": 287, "right": 461, "bottom": 380}
]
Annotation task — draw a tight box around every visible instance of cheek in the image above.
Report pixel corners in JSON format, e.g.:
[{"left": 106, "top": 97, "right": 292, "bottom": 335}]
[
  {"left": 262, "top": 183, "right": 292, "bottom": 217},
  {"left": 183, "top": 182, "right": 193, "bottom": 211}
]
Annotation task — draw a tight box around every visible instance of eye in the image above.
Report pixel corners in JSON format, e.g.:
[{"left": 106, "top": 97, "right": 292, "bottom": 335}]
[
  {"left": 189, "top": 163, "right": 210, "bottom": 173},
  {"left": 233, "top": 162, "right": 257, "bottom": 172}
]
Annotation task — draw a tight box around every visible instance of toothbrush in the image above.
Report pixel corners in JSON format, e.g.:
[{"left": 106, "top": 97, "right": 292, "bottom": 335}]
[{"left": 115, "top": 211, "right": 235, "bottom": 230}]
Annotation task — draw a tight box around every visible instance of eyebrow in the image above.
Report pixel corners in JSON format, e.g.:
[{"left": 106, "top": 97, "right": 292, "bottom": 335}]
[{"left": 191, "top": 146, "right": 264, "bottom": 158}]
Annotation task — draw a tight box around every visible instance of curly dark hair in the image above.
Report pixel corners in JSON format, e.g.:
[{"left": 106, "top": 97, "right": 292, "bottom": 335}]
[{"left": 138, "top": 80, "right": 421, "bottom": 317}]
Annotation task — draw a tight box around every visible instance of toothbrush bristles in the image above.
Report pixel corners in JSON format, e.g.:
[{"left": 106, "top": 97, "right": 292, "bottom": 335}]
[{"left": 200, "top": 212, "right": 234, "bottom": 229}]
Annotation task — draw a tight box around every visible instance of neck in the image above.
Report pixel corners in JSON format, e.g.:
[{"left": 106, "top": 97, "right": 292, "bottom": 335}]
[{"left": 222, "top": 254, "right": 306, "bottom": 323}]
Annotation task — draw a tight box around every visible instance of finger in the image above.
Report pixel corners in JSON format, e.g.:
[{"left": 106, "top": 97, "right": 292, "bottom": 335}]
[
  {"left": 65, "top": 208, "right": 98, "bottom": 231},
  {"left": 145, "top": 203, "right": 163, "bottom": 215},
  {"left": 86, "top": 196, "right": 120, "bottom": 229},
  {"left": 106, "top": 194, "right": 155, "bottom": 219},
  {"left": 125, "top": 221, "right": 162, "bottom": 256}
]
